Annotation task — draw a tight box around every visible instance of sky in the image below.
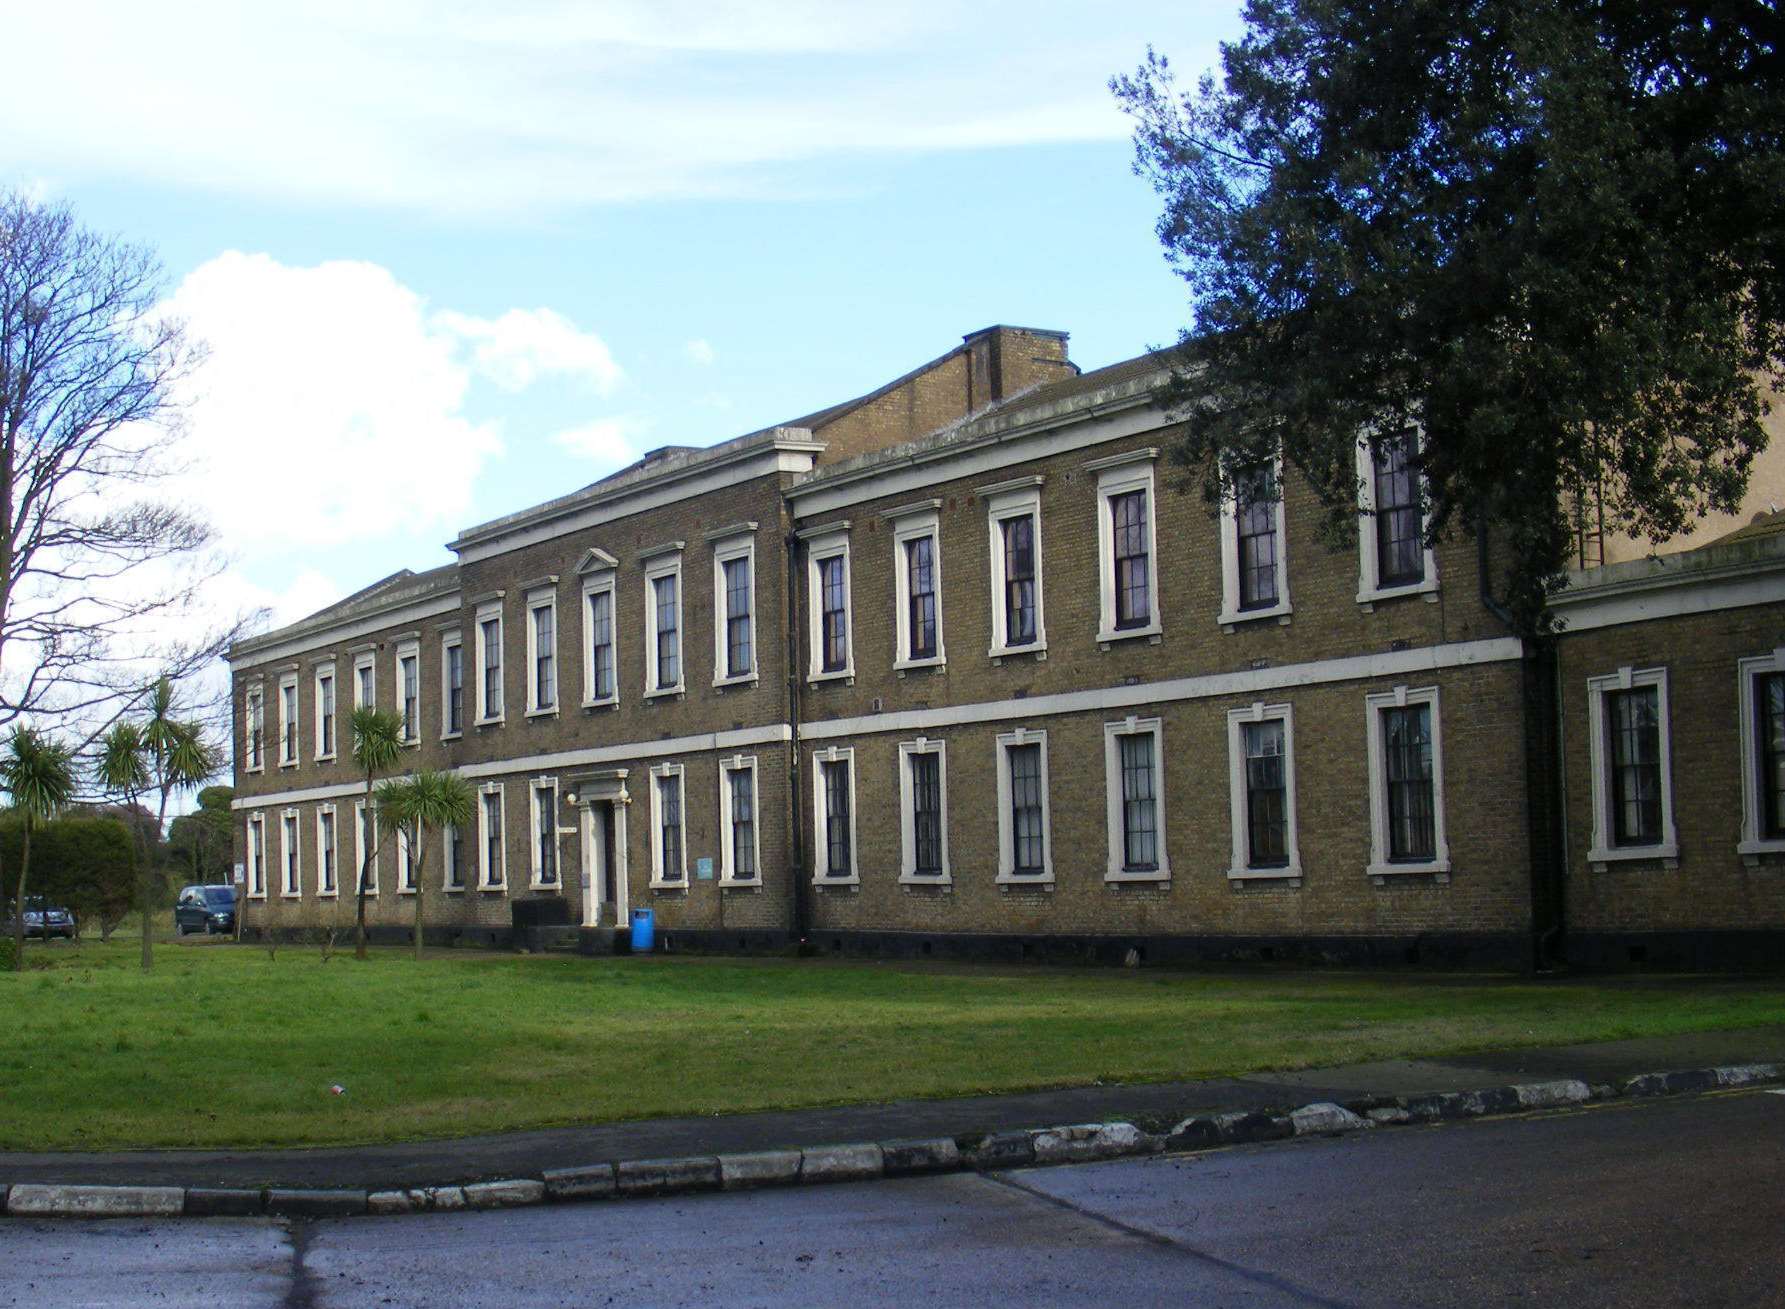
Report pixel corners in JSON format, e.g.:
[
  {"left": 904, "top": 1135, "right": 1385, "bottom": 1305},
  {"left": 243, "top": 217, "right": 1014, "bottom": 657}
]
[{"left": 2, "top": 1, "right": 1242, "bottom": 639}]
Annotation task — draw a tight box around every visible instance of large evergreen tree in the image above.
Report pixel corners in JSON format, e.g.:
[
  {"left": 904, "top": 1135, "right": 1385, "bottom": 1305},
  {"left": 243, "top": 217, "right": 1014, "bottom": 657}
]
[{"left": 1114, "top": 2, "right": 1783, "bottom": 630}]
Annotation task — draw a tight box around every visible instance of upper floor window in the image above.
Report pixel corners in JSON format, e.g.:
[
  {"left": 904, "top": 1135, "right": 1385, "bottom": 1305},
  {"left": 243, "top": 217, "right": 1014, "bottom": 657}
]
[
  {"left": 1357, "top": 433, "right": 1438, "bottom": 604},
  {"left": 1226, "top": 703, "right": 1301, "bottom": 880},
  {"left": 1104, "top": 716, "right": 1168, "bottom": 880},
  {"left": 584, "top": 578, "right": 616, "bottom": 704},
  {"left": 354, "top": 652, "right": 375, "bottom": 710},
  {"left": 1219, "top": 459, "right": 1292, "bottom": 627},
  {"left": 642, "top": 546, "right": 684, "bottom": 696},
  {"left": 1592, "top": 664, "right": 1670, "bottom": 867},
  {"left": 1365, "top": 685, "right": 1451, "bottom": 879},
  {"left": 527, "top": 589, "right": 558, "bottom": 713},
  {"left": 397, "top": 641, "right": 420, "bottom": 743},
  {"left": 245, "top": 686, "right": 264, "bottom": 772},
  {"left": 278, "top": 675, "right": 298, "bottom": 766},
  {"left": 801, "top": 525, "right": 853, "bottom": 682},
  {"left": 983, "top": 477, "right": 1046, "bottom": 658},
  {"left": 476, "top": 603, "right": 504, "bottom": 723},
  {"left": 1089, "top": 450, "right": 1161, "bottom": 643},
  {"left": 710, "top": 528, "right": 756, "bottom": 686},
  {"left": 313, "top": 667, "right": 336, "bottom": 760},
  {"left": 1740, "top": 652, "right": 1785, "bottom": 858},
  {"left": 898, "top": 737, "right": 948, "bottom": 882},
  {"left": 442, "top": 634, "right": 464, "bottom": 737},
  {"left": 890, "top": 504, "right": 944, "bottom": 670},
  {"left": 996, "top": 728, "right": 1052, "bottom": 883}
]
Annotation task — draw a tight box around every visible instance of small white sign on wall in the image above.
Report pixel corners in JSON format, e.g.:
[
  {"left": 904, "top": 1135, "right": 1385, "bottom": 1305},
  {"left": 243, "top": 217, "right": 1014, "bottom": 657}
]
[{"left": 232, "top": 863, "right": 245, "bottom": 885}]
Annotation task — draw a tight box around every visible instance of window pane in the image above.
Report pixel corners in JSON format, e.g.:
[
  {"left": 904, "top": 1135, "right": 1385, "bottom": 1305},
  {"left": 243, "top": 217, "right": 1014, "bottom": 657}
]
[
  {"left": 1236, "top": 465, "right": 1279, "bottom": 610},
  {"left": 446, "top": 644, "right": 463, "bottom": 733},
  {"left": 910, "top": 751, "right": 943, "bottom": 874},
  {"left": 1118, "top": 732, "right": 1158, "bottom": 870},
  {"left": 533, "top": 605, "right": 555, "bottom": 708},
  {"left": 823, "top": 760, "right": 851, "bottom": 874},
  {"left": 1383, "top": 705, "right": 1436, "bottom": 861},
  {"left": 445, "top": 824, "right": 463, "bottom": 888},
  {"left": 536, "top": 787, "right": 557, "bottom": 884},
  {"left": 1373, "top": 434, "right": 1423, "bottom": 586},
  {"left": 1761, "top": 672, "right": 1785, "bottom": 840},
  {"left": 906, "top": 536, "right": 937, "bottom": 660},
  {"left": 1608, "top": 687, "right": 1662, "bottom": 846},
  {"left": 659, "top": 775, "right": 683, "bottom": 877},
  {"left": 1008, "top": 742, "right": 1045, "bottom": 874},
  {"left": 483, "top": 792, "right": 503, "bottom": 885},
  {"left": 724, "top": 557, "right": 752, "bottom": 677},
  {"left": 1002, "top": 515, "right": 1037, "bottom": 646},
  {"left": 654, "top": 575, "right": 680, "bottom": 687},
  {"left": 820, "top": 556, "right": 848, "bottom": 671},
  {"left": 402, "top": 656, "right": 419, "bottom": 739},
  {"left": 481, "top": 619, "right": 501, "bottom": 717},
  {"left": 1112, "top": 490, "right": 1151, "bottom": 629},
  {"left": 730, "top": 768, "right": 756, "bottom": 878},
  {"left": 1243, "top": 719, "right": 1289, "bottom": 866}
]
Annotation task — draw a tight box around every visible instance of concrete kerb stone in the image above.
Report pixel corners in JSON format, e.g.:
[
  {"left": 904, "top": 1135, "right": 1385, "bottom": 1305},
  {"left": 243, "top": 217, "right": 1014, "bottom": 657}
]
[
  {"left": 5, "top": 1062, "right": 1781, "bottom": 1222},
  {"left": 6, "top": 1184, "right": 184, "bottom": 1218},
  {"left": 718, "top": 1150, "right": 803, "bottom": 1191}
]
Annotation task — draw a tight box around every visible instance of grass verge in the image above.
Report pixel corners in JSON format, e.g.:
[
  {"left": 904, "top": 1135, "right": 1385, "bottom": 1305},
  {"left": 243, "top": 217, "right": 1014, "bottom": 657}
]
[{"left": 3, "top": 937, "right": 1783, "bottom": 1151}]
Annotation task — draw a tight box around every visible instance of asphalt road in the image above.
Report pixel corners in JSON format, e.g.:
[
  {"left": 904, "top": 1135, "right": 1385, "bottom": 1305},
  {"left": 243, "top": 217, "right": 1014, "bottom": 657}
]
[{"left": 3, "top": 1090, "right": 1782, "bottom": 1308}]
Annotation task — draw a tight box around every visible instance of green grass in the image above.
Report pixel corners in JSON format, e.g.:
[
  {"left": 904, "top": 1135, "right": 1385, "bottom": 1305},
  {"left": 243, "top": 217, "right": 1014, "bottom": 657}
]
[{"left": 4, "top": 936, "right": 1784, "bottom": 1151}]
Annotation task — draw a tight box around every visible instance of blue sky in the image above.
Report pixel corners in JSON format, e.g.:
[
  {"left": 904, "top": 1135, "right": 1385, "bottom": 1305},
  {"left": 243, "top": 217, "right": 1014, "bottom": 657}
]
[{"left": 4, "top": 1, "right": 1240, "bottom": 631}]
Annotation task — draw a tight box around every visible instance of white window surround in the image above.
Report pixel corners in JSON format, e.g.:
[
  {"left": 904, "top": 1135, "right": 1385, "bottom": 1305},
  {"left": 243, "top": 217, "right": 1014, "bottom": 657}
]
[
  {"left": 1103, "top": 715, "right": 1170, "bottom": 882},
  {"left": 316, "top": 805, "right": 339, "bottom": 899},
  {"left": 355, "top": 799, "right": 380, "bottom": 895},
  {"left": 983, "top": 478, "right": 1047, "bottom": 659},
  {"left": 244, "top": 682, "right": 265, "bottom": 775},
  {"left": 888, "top": 503, "right": 946, "bottom": 672},
  {"left": 478, "top": 782, "right": 507, "bottom": 890},
  {"left": 395, "top": 639, "right": 421, "bottom": 744},
  {"left": 530, "top": 776, "right": 561, "bottom": 889},
  {"left": 1355, "top": 435, "right": 1440, "bottom": 606},
  {"left": 525, "top": 587, "right": 559, "bottom": 716},
  {"left": 995, "top": 727, "right": 1054, "bottom": 885},
  {"left": 580, "top": 570, "right": 619, "bottom": 708},
  {"left": 280, "top": 809, "right": 302, "bottom": 898},
  {"left": 1584, "top": 666, "right": 1679, "bottom": 868},
  {"left": 717, "top": 754, "right": 761, "bottom": 885},
  {"left": 277, "top": 673, "right": 299, "bottom": 768},
  {"left": 1364, "top": 684, "right": 1453, "bottom": 880},
  {"left": 440, "top": 631, "right": 463, "bottom": 740},
  {"left": 475, "top": 600, "right": 505, "bottom": 725},
  {"left": 1225, "top": 702, "right": 1303, "bottom": 882},
  {"left": 710, "top": 529, "right": 758, "bottom": 688},
  {"left": 896, "top": 736, "right": 950, "bottom": 884},
  {"left": 1218, "top": 456, "right": 1293, "bottom": 629},
  {"left": 246, "top": 813, "right": 267, "bottom": 899},
  {"left": 313, "top": 663, "right": 337, "bottom": 761},
  {"left": 811, "top": 744, "right": 860, "bottom": 884},
  {"left": 353, "top": 651, "right": 376, "bottom": 710},
  {"left": 648, "top": 761, "right": 687, "bottom": 887},
  {"left": 396, "top": 825, "right": 416, "bottom": 895},
  {"left": 1739, "top": 649, "right": 1785, "bottom": 860},
  {"left": 801, "top": 524, "right": 854, "bottom": 684},
  {"left": 1089, "top": 449, "right": 1163, "bottom": 644},
  {"left": 643, "top": 547, "right": 686, "bottom": 699}
]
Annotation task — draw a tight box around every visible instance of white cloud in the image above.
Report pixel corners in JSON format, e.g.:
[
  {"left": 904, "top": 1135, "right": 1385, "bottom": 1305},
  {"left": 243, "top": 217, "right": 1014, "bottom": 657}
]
[
  {"left": 162, "top": 252, "right": 506, "bottom": 552},
  {"left": 552, "top": 416, "right": 651, "bottom": 472},
  {"left": 685, "top": 338, "right": 715, "bottom": 366},
  {"left": 0, "top": 3, "right": 1228, "bottom": 215},
  {"left": 435, "top": 307, "right": 623, "bottom": 394}
]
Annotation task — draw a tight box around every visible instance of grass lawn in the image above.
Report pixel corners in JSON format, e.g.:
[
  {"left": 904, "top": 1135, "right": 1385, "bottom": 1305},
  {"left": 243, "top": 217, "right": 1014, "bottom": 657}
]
[{"left": 3, "top": 936, "right": 1784, "bottom": 1151}]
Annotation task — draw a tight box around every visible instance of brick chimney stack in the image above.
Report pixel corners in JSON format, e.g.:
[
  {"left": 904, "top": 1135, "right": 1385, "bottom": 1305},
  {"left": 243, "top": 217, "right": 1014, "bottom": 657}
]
[{"left": 962, "top": 325, "right": 1075, "bottom": 411}]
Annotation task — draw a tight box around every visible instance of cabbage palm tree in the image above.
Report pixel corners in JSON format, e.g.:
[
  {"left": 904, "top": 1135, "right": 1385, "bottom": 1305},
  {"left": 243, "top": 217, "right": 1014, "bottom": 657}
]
[
  {"left": 349, "top": 706, "right": 405, "bottom": 960},
  {"left": 376, "top": 769, "right": 474, "bottom": 960},
  {"left": 97, "top": 722, "right": 152, "bottom": 970},
  {"left": 2, "top": 727, "right": 76, "bottom": 971}
]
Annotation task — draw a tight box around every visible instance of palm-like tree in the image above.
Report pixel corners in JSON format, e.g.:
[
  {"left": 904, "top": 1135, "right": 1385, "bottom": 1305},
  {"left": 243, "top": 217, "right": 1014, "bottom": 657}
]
[
  {"left": 349, "top": 706, "right": 405, "bottom": 960},
  {"left": 97, "top": 722, "right": 153, "bottom": 971},
  {"left": 376, "top": 769, "right": 474, "bottom": 960},
  {"left": 2, "top": 727, "right": 77, "bottom": 971}
]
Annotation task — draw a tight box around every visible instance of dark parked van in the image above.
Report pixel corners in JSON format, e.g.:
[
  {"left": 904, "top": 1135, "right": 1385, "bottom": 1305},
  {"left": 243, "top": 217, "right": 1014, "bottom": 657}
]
[{"left": 174, "top": 885, "right": 237, "bottom": 936}]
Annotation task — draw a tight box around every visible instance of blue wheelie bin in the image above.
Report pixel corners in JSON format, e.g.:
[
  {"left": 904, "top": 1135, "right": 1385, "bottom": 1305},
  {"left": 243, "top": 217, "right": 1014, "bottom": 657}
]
[{"left": 629, "top": 908, "right": 655, "bottom": 953}]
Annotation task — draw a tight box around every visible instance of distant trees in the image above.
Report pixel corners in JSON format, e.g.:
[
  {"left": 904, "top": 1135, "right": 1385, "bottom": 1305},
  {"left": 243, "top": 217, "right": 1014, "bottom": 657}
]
[
  {"left": 0, "top": 726, "right": 75, "bottom": 969},
  {"left": 0, "top": 813, "right": 134, "bottom": 941},
  {"left": 167, "top": 785, "right": 234, "bottom": 886}
]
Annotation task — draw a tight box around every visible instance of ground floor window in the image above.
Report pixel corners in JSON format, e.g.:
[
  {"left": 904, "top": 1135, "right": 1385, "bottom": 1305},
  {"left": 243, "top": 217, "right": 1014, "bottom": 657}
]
[
  {"left": 1366, "top": 685, "right": 1451, "bottom": 878},
  {"left": 356, "top": 800, "right": 379, "bottom": 894},
  {"left": 479, "top": 786, "right": 505, "bottom": 889},
  {"left": 247, "top": 815, "right": 266, "bottom": 898},
  {"left": 317, "top": 808, "right": 337, "bottom": 895},
  {"left": 719, "top": 757, "right": 759, "bottom": 884},
  {"left": 280, "top": 812, "right": 300, "bottom": 897},
  {"left": 1739, "top": 654, "right": 1785, "bottom": 855},
  {"left": 1103, "top": 717, "right": 1168, "bottom": 880},
  {"left": 1584, "top": 667, "right": 1676, "bottom": 866},
  {"left": 444, "top": 823, "right": 465, "bottom": 890},
  {"left": 996, "top": 728, "right": 1052, "bottom": 882},
  {"left": 650, "top": 764, "right": 686, "bottom": 885},
  {"left": 899, "top": 738, "right": 948, "bottom": 881},
  {"left": 1226, "top": 703, "right": 1300, "bottom": 879},
  {"left": 813, "top": 747, "right": 857, "bottom": 882},
  {"left": 532, "top": 779, "right": 560, "bottom": 887}
]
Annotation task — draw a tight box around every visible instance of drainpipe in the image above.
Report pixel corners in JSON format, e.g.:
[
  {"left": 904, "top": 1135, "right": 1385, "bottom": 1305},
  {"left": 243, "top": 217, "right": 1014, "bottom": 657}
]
[
  {"left": 784, "top": 525, "right": 810, "bottom": 947},
  {"left": 1478, "top": 528, "right": 1565, "bottom": 971}
]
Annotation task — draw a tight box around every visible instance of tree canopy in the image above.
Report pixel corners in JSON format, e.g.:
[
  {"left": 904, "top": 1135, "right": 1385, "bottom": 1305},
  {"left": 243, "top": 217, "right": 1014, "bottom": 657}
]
[{"left": 1114, "top": 1, "right": 1783, "bottom": 630}]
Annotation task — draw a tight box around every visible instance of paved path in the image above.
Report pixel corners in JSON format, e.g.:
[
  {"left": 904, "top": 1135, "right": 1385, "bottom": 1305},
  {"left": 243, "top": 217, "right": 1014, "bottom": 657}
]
[
  {"left": 4, "top": 1024, "right": 1782, "bottom": 1190},
  {"left": 4, "top": 1088, "right": 1782, "bottom": 1306}
]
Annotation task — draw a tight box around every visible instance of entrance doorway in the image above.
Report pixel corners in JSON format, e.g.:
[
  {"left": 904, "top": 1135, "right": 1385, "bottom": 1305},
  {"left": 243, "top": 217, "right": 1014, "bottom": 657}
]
[{"left": 570, "top": 769, "right": 630, "bottom": 929}]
